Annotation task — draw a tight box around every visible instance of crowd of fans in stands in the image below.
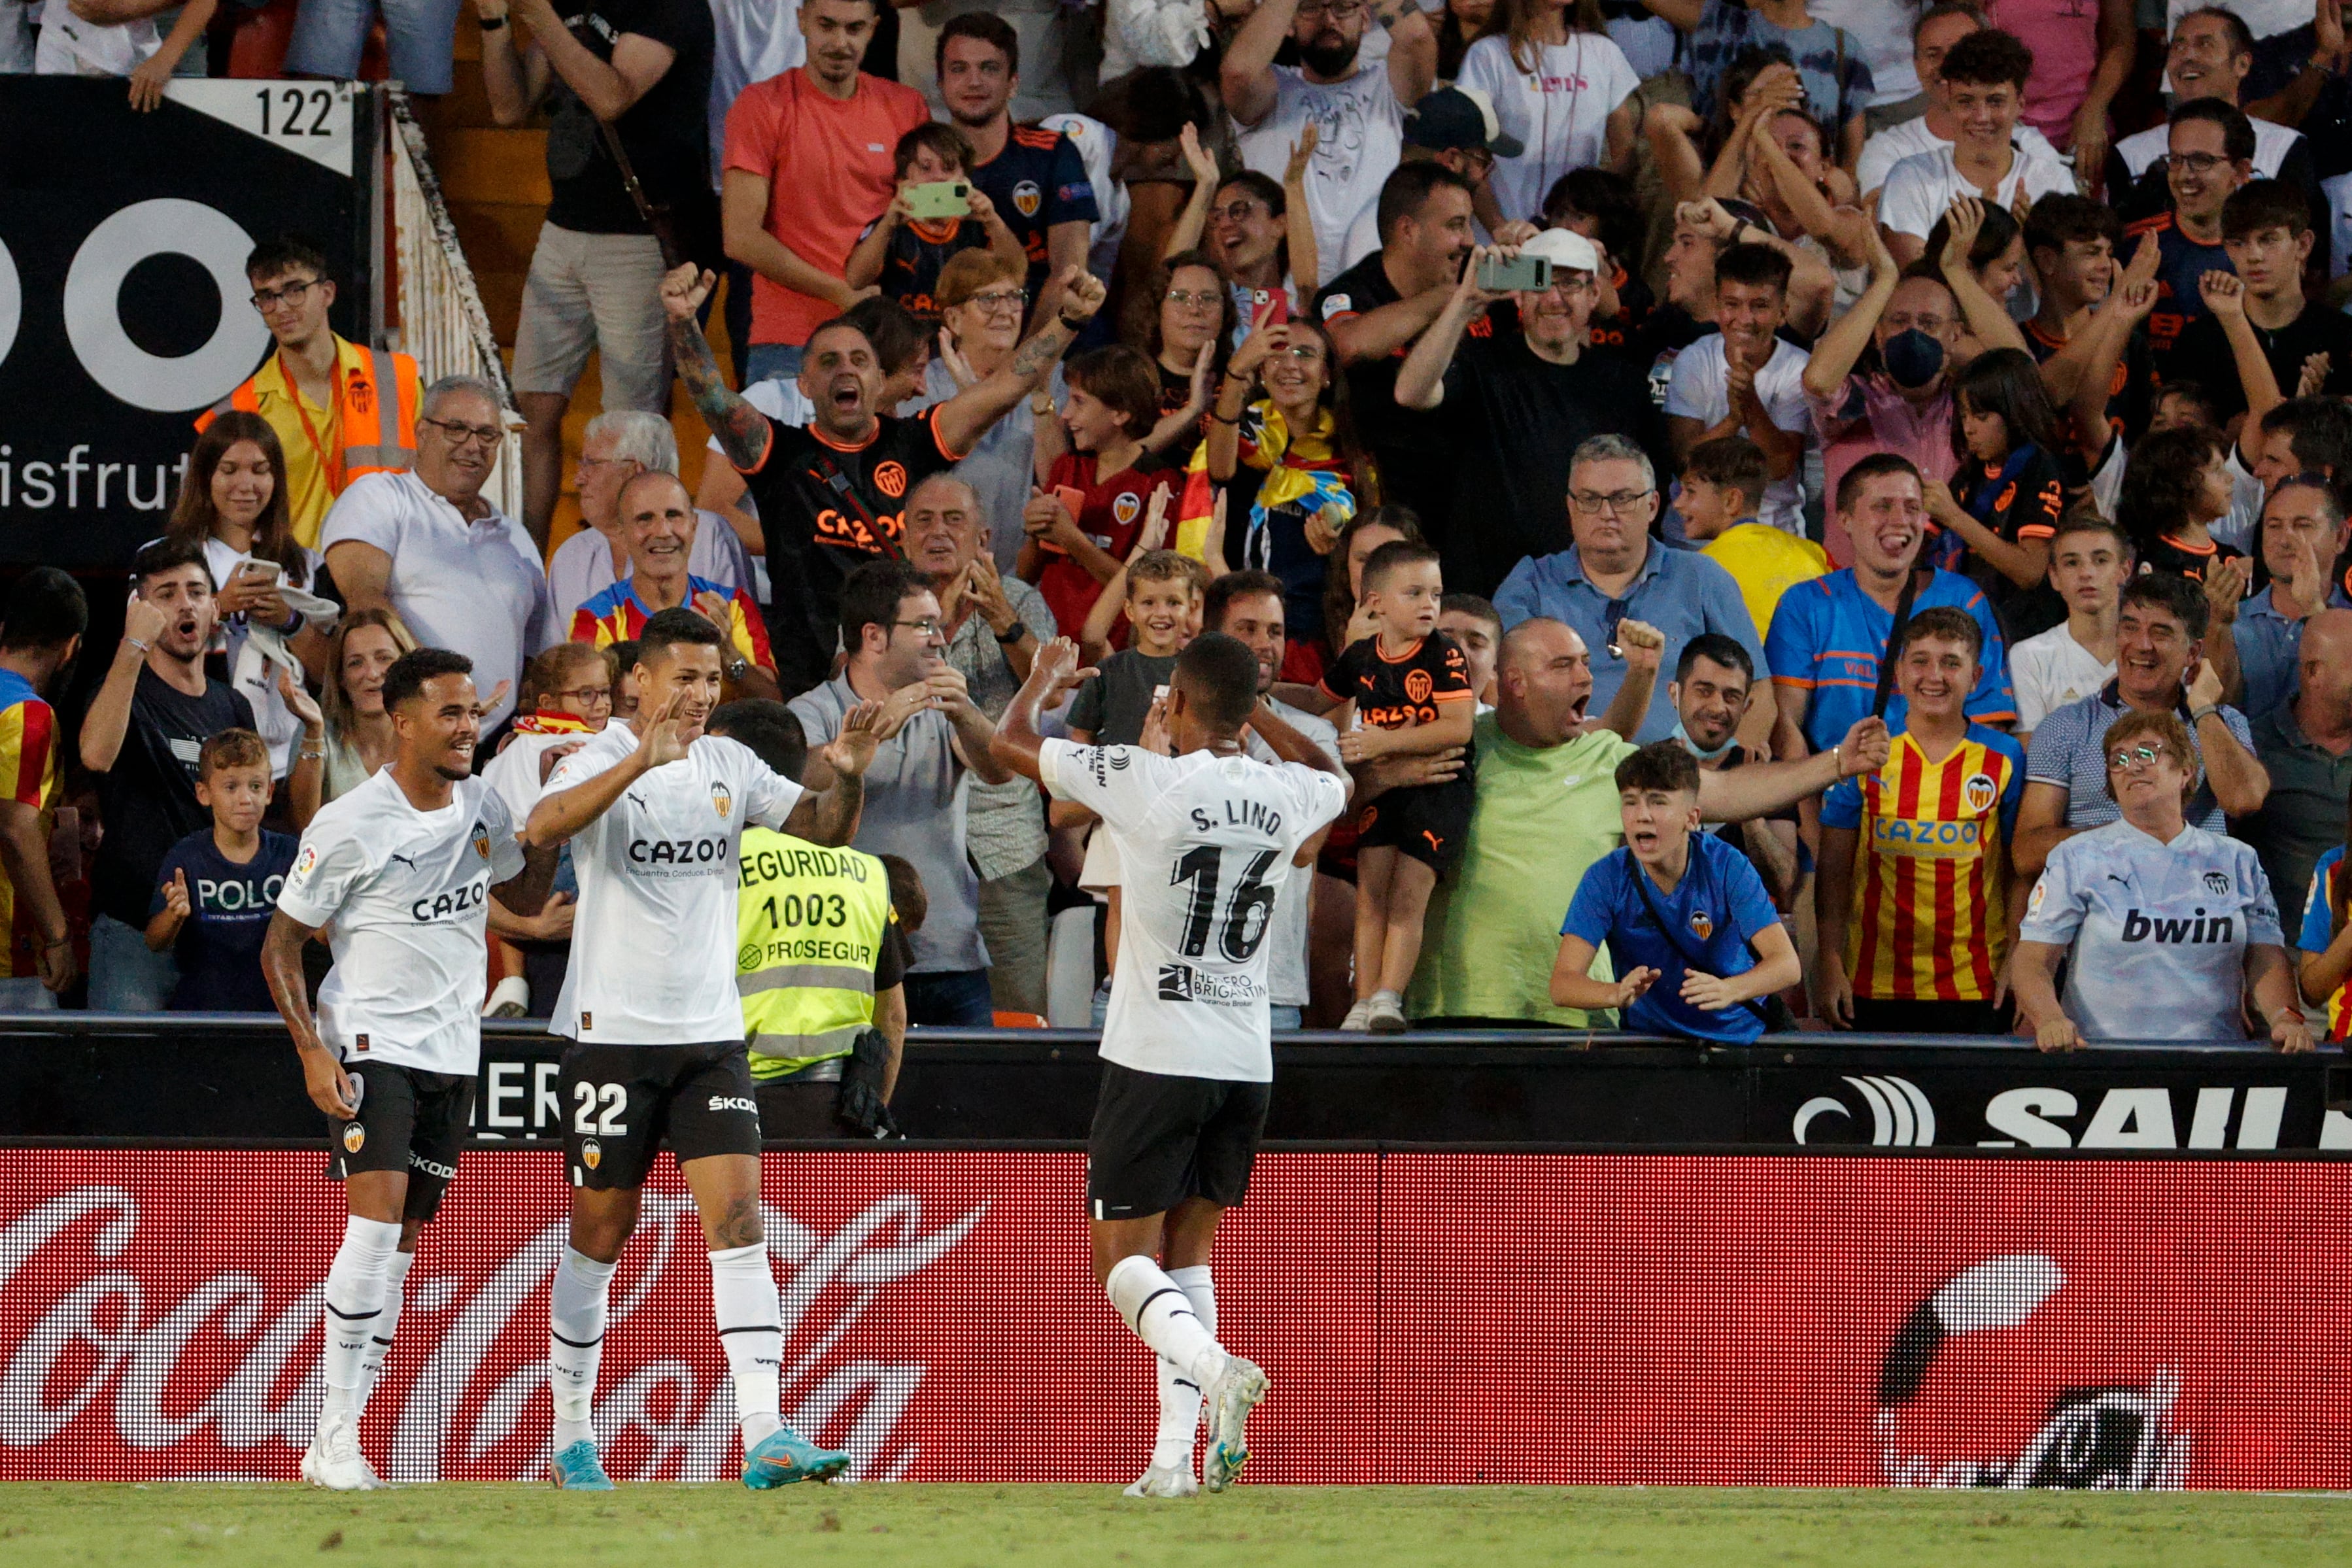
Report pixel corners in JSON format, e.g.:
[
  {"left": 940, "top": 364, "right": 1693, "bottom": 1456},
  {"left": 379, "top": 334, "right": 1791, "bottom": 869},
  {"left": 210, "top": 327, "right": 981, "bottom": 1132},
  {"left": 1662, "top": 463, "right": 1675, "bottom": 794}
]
[{"left": 10, "top": 0, "right": 2352, "bottom": 1051}]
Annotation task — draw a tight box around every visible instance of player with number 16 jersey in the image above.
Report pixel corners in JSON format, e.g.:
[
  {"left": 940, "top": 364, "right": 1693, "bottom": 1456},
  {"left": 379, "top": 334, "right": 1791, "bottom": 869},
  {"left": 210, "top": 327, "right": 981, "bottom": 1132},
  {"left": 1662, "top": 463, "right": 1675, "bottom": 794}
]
[
  {"left": 993, "top": 634, "right": 1349, "bottom": 1501},
  {"left": 519, "top": 608, "right": 883, "bottom": 1493}
]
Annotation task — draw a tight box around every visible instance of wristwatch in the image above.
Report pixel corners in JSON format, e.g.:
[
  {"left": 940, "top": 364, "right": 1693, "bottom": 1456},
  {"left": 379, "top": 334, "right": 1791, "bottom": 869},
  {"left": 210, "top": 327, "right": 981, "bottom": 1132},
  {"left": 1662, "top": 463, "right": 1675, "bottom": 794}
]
[{"left": 2189, "top": 703, "right": 2223, "bottom": 724}]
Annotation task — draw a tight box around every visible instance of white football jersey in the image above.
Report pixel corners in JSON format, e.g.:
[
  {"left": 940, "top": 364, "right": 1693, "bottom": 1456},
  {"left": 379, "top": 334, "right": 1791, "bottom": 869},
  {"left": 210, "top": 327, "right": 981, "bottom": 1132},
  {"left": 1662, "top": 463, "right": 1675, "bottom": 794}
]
[
  {"left": 548, "top": 724, "right": 804, "bottom": 1044},
  {"left": 1040, "top": 740, "right": 1347, "bottom": 1082},
  {"left": 277, "top": 770, "right": 526, "bottom": 1076}
]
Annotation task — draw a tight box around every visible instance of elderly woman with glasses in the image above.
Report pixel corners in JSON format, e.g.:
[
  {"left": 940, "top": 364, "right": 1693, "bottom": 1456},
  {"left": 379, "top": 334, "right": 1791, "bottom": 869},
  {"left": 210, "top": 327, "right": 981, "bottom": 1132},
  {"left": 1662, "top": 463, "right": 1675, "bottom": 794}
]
[
  {"left": 921, "top": 250, "right": 1068, "bottom": 577},
  {"left": 2011, "top": 709, "right": 2310, "bottom": 1053}
]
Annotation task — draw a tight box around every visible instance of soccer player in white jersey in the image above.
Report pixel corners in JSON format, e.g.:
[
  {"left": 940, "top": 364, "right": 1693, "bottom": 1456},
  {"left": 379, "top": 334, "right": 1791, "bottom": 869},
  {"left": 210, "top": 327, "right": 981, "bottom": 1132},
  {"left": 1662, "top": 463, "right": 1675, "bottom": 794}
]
[
  {"left": 264, "top": 648, "right": 560, "bottom": 1490},
  {"left": 520, "top": 607, "right": 884, "bottom": 1491},
  {"left": 993, "top": 634, "right": 1350, "bottom": 1498}
]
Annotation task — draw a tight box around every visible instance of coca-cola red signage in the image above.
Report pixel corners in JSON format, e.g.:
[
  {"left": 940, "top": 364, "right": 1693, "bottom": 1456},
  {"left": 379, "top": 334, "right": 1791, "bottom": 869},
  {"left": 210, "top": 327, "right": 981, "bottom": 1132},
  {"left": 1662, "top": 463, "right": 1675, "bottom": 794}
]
[{"left": 1, "top": 1150, "right": 2345, "bottom": 1486}]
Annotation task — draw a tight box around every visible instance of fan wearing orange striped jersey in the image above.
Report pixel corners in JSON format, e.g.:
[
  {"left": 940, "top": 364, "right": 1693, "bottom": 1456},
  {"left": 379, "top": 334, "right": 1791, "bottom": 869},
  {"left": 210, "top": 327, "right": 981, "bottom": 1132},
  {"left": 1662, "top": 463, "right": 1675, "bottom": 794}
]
[
  {"left": 0, "top": 569, "right": 87, "bottom": 1005},
  {"left": 568, "top": 472, "right": 779, "bottom": 704},
  {"left": 1815, "top": 605, "right": 2026, "bottom": 1034}
]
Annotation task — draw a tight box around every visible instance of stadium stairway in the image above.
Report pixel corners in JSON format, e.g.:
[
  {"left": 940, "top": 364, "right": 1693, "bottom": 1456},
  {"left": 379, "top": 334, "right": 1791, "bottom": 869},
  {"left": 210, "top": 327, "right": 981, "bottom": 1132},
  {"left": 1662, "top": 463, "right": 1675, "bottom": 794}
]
[{"left": 411, "top": 14, "right": 721, "bottom": 560}]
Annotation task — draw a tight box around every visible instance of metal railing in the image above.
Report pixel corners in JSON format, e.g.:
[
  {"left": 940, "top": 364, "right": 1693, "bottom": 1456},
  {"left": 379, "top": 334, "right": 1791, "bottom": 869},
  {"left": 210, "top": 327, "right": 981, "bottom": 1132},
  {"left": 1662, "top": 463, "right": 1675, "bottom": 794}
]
[{"left": 384, "top": 87, "right": 524, "bottom": 522}]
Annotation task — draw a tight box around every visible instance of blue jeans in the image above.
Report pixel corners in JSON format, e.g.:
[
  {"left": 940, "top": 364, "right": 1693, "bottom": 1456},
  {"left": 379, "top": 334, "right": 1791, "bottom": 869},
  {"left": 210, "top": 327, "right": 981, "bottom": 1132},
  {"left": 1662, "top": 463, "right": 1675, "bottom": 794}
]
[
  {"left": 283, "top": 0, "right": 466, "bottom": 94},
  {"left": 90, "top": 913, "right": 177, "bottom": 1012},
  {"left": 742, "top": 343, "right": 804, "bottom": 386},
  {"left": 904, "top": 968, "right": 995, "bottom": 1027}
]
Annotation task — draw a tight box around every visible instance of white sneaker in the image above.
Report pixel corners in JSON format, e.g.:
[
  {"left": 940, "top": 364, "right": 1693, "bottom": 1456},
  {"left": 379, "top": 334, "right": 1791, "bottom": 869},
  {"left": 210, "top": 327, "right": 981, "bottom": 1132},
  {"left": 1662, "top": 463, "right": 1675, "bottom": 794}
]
[
  {"left": 1365, "top": 994, "right": 1407, "bottom": 1033},
  {"left": 485, "top": 976, "right": 530, "bottom": 1018},
  {"left": 1202, "top": 1355, "right": 1269, "bottom": 1492},
  {"left": 1338, "top": 999, "right": 1374, "bottom": 1031},
  {"left": 303, "top": 1420, "right": 386, "bottom": 1491},
  {"left": 1123, "top": 1461, "right": 1200, "bottom": 1498}
]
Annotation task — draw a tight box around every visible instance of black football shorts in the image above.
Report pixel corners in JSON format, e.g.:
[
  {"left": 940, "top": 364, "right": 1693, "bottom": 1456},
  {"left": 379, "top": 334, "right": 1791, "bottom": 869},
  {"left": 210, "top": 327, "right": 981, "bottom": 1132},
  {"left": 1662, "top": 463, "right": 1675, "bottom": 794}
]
[
  {"left": 1086, "top": 1061, "right": 1272, "bottom": 1220},
  {"left": 1354, "top": 775, "right": 1474, "bottom": 872},
  {"left": 325, "top": 1062, "right": 475, "bottom": 1223},
  {"left": 559, "top": 1039, "right": 762, "bottom": 1189}
]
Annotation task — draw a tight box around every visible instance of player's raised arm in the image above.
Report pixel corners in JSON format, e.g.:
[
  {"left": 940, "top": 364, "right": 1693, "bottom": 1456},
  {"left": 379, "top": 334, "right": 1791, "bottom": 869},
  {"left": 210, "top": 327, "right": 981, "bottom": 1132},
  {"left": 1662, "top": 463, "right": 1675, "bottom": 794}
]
[
  {"left": 781, "top": 699, "right": 885, "bottom": 847},
  {"left": 524, "top": 689, "right": 694, "bottom": 848},
  {"left": 263, "top": 908, "right": 355, "bottom": 1120},
  {"left": 1250, "top": 695, "right": 1350, "bottom": 788},
  {"left": 991, "top": 636, "right": 1099, "bottom": 783}
]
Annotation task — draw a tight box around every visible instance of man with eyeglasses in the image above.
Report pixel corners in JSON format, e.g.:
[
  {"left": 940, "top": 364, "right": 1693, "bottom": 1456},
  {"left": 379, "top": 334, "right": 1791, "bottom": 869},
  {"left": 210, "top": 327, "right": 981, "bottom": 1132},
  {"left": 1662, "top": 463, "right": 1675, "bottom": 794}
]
[
  {"left": 1394, "top": 230, "right": 1669, "bottom": 600},
  {"left": 2104, "top": 7, "right": 2326, "bottom": 222},
  {"left": 2011, "top": 569, "right": 2268, "bottom": 882},
  {"left": 322, "top": 376, "right": 560, "bottom": 736},
  {"left": 788, "top": 559, "right": 1014, "bottom": 1026},
  {"left": 551, "top": 409, "right": 753, "bottom": 627},
  {"left": 1223, "top": 0, "right": 1439, "bottom": 277},
  {"left": 199, "top": 237, "right": 421, "bottom": 552},
  {"left": 2122, "top": 96, "right": 2255, "bottom": 367},
  {"left": 1492, "top": 434, "right": 1765, "bottom": 744}
]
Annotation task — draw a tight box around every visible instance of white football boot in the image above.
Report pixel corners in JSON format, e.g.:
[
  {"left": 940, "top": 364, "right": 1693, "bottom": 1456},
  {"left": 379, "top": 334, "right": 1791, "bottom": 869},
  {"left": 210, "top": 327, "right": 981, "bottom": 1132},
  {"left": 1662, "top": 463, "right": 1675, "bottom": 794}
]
[
  {"left": 1201, "top": 1356, "right": 1269, "bottom": 1491},
  {"left": 302, "top": 1419, "right": 387, "bottom": 1490},
  {"left": 1125, "top": 1459, "right": 1201, "bottom": 1498}
]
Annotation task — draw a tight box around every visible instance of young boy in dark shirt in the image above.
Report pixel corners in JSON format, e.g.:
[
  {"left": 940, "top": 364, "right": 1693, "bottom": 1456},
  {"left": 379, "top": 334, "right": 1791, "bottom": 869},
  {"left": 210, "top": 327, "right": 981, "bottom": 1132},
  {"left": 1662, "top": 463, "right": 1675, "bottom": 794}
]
[
  {"left": 1291, "top": 541, "right": 1476, "bottom": 1031},
  {"left": 145, "top": 728, "right": 298, "bottom": 1011},
  {"left": 845, "top": 123, "right": 1029, "bottom": 330}
]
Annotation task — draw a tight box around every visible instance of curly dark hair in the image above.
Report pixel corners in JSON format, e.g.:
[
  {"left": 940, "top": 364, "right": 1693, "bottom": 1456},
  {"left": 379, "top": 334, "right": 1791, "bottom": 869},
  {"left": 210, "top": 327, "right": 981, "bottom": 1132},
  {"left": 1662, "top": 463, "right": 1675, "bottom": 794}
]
[{"left": 2117, "top": 422, "right": 2228, "bottom": 557}]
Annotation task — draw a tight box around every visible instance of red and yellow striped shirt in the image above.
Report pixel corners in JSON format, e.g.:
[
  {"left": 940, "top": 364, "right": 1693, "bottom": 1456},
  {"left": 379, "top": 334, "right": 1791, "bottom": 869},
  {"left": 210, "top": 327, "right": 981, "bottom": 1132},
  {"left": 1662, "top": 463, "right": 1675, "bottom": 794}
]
[
  {"left": 568, "top": 575, "right": 775, "bottom": 680},
  {"left": 1821, "top": 727, "right": 2024, "bottom": 1002},
  {"left": 0, "top": 671, "right": 60, "bottom": 981}
]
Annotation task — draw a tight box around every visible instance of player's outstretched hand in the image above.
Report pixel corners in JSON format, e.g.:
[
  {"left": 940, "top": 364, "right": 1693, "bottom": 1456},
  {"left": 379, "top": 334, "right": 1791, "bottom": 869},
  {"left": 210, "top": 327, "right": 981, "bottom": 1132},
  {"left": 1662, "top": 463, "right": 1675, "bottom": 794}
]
[
  {"left": 635, "top": 687, "right": 694, "bottom": 770},
  {"left": 302, "top": 1046, "right": 360, "bottom": 1120},
  {"left": 1025, "top": 636, "right": 1098, "bottom": 702},
  {"left": 825, "top": 699, "right": 888, "bottom": 778}
]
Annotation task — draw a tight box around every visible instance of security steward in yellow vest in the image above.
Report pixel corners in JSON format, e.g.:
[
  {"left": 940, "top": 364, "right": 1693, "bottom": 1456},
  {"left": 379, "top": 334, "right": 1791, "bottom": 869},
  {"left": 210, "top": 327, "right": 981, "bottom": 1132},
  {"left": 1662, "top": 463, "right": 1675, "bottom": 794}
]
[
  {"left": 710, "top": 702, "right": 908, "bottom": 1139},
  {"left": 199, "top": 239, "right": 421, "bottom": 551}
]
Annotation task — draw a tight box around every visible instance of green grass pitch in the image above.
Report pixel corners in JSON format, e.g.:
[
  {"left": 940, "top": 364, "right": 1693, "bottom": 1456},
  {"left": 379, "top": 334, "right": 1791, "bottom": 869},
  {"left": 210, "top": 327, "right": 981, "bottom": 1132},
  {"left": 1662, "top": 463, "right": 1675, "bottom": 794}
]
[{"left": 3, "top": 1484, "right": 2347, "bottom": 1567}]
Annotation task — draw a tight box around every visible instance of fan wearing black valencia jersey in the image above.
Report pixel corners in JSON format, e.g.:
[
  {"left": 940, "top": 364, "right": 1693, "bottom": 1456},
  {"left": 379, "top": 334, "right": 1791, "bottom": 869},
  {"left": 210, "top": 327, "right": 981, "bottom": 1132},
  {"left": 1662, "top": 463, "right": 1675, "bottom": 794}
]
[
  {"left": 518, "top": 607, "right": 886, "bottom": 1493},
  {"left": 663, "top": 260, "right": 1107, "bottom": 691},
  {"left": 994, "top": 635, "right": 1350, "bottom": 1499},
  {"left": 264, "top": 648, "right": 560, "bottom": 1491}
]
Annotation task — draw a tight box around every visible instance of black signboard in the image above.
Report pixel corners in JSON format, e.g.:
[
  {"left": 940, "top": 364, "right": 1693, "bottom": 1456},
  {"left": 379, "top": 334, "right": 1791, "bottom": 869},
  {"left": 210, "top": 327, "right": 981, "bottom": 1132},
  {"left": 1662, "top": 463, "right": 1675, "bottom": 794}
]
[{"left": 0, "top": 78, "right": 371, "bottom": 568}]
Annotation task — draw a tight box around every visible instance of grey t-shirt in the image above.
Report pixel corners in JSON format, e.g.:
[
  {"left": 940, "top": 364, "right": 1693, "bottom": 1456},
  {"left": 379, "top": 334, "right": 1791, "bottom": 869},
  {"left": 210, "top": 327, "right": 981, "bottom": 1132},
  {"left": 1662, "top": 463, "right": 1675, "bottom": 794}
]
[
  {"left": 1070, "top": 649, "right": 1178, "bottom": 747},
  {"left": 940, "top": 574, "right": 1059, "bottom": 881},
  {"left": 929, "top": 358, "right": 1064, "bottom": 577},
  {"left": 788, "top": 673, "right": 985, "bottom": 975}
]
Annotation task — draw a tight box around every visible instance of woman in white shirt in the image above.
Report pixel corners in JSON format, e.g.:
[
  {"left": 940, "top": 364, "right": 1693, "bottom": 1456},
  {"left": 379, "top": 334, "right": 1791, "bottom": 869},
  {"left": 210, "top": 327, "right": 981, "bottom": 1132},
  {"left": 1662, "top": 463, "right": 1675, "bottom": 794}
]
[
  {"left": 2012, "top": 709, "right": 2309, "bottom": 1051},
  {"left": 1455, "top": 0, "right": 1642, "bottom": 226},
  {"left": 161, "top": 411, "right": 332, "bottom": 783}
]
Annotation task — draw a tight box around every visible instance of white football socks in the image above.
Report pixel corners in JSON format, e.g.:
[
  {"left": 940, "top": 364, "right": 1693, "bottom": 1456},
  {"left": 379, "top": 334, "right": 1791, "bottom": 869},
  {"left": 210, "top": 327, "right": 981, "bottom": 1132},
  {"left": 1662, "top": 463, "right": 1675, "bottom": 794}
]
[
  {"left": 358, "top": 1247, "right": 415, "bottom": 1406},
  {"left": 318, "top": 1216, "right": 402, "bottom": 1431},
  {"left": 1106, "top": 1255, "right": 1228, "bottom": 1391},
  {"left": 709, "top": 1241, "right": 784, "bottom": 1450},
  {"left": 547, "top": 1247, "right": 617, "bottom": 1453},
  {"left": 1150, "top": 1265, "right": 1218, "bottom": 1469}
]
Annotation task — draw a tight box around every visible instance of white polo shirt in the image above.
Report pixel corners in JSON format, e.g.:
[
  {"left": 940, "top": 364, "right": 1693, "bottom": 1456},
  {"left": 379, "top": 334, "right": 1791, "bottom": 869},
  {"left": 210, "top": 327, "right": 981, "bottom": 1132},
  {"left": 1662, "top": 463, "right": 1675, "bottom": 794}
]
[
  {"left": 320, "top": 470, "right": 560, "bottom": 731},
  {"left": 1663, "top": 333, "right": 1814, "bottom": 535}
]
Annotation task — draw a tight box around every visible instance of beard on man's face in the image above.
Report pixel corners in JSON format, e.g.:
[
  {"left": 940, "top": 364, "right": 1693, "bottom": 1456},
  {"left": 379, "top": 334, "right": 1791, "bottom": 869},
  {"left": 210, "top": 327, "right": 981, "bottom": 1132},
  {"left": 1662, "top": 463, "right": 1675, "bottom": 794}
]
[{"left": 1298, "top": 35, "right": 1359, "bottom": 76}]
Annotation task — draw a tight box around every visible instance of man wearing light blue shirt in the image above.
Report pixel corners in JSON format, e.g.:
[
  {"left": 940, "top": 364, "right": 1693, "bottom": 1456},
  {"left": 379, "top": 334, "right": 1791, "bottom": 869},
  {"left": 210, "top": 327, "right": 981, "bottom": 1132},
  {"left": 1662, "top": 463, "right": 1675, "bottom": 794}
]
[
  {"left": 1494, "top": 435, "right": 1764, "bottom": 744},
  {"left": 2224, "top": 476, "right": 2351, "bottom": 723}
]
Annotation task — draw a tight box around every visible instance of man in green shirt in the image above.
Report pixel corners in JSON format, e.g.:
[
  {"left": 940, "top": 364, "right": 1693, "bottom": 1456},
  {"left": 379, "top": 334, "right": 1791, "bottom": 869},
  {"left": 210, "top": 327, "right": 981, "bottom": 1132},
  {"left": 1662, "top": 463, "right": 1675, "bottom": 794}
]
[{"left": 1409, "top": 617, "right": 1887, "bottom": 1029}]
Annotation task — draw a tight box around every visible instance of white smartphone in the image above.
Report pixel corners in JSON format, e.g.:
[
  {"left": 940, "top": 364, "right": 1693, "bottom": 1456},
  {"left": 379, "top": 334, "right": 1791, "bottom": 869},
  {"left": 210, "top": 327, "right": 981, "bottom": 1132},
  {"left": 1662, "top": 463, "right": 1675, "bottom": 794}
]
[{"left": 238, "top": 559, "right": 284, "bottom": 587}]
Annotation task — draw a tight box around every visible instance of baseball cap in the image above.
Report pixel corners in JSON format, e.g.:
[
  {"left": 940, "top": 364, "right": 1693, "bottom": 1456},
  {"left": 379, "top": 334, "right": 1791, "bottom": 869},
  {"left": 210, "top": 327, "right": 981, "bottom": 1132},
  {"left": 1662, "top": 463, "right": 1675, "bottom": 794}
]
[
  {"left": 1520, "top": 228, "right": 1601, "bottom": 275},
  {"left": 1405, "top": 87, "right": 1525, "bottom": 158}
]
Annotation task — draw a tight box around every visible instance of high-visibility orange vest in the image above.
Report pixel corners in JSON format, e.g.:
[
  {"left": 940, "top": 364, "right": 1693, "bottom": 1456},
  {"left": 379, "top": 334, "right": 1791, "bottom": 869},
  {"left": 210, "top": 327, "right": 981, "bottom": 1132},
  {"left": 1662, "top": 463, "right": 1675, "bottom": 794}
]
[{"left": 198, "top": 335, "right": 421, "bottom": 490}]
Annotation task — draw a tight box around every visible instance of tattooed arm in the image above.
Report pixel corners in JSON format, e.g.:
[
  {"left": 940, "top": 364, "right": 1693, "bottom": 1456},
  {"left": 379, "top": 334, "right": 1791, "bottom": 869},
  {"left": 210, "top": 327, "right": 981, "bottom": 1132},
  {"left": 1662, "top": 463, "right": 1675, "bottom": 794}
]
[
  {"left": 660, "top": 264, "right": 772, "bottom": 473},
  {"left": 932, "top": 267, "right": 1110, "bottom": 457}
]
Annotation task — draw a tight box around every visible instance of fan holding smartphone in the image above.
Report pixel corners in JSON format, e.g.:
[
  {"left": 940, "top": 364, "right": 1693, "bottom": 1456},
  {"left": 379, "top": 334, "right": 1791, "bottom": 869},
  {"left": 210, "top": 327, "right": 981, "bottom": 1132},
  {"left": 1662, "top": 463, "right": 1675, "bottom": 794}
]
[{"left": 845, "top": 123, "right": 1031, "bottom": 330}]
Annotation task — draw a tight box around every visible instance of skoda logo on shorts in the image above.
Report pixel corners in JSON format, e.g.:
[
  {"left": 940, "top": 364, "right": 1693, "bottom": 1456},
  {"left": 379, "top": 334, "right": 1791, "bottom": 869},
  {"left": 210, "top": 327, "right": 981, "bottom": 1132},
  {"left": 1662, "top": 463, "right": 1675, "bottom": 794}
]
[
  {"left": 342, "top": 1124, "right": 366, "bottom": 1154},
  {"left": 581, "top": 1138, "right": 602, "bottom": 1170}
]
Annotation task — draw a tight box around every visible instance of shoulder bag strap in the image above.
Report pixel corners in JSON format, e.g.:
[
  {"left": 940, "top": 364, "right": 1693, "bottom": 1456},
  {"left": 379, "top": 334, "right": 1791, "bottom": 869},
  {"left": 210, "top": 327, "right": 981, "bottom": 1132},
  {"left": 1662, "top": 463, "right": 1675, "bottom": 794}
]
[
  {"left": 1870, "top": 568, "right": 1922, "bottom": 720},
  {"left": 809, "top": 451, "right": 908, "bottom": 564},
  {"left": 1624, "top": 839, "right": 1772, "bottom": 1025}
]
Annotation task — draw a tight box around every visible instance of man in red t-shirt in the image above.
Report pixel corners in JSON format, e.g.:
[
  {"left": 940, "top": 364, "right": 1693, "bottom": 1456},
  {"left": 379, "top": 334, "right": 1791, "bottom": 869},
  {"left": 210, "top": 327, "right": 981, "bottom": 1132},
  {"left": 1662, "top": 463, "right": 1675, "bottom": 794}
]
[{"left": 723, "top": 0, "right": 928, "bottom": 385}]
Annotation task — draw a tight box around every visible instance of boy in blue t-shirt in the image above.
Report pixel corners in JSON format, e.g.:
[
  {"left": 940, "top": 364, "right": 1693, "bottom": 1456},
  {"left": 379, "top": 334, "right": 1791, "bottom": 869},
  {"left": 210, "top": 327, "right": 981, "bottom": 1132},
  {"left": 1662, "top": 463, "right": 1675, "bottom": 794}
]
[
  {"left": 145, "top": 728, "right": 298, "bottom": 1011},
  {"left": 1551, "top": 740, "right": 1799, "bottom": 1042}
]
